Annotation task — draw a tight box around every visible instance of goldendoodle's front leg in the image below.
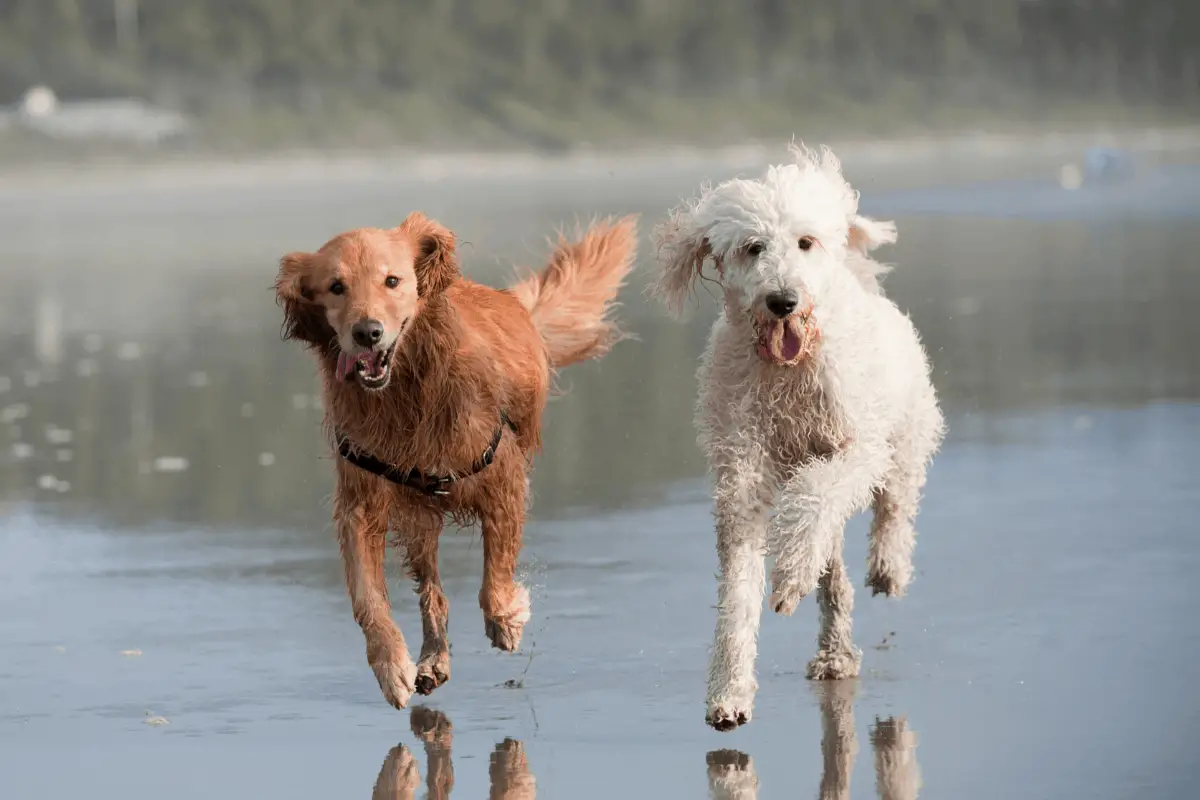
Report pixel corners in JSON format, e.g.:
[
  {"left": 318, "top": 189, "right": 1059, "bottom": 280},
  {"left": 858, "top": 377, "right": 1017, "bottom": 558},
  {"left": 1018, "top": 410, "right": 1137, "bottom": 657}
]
[
  {"left": 334, "top": 462, "right": 417, "bottom": 710},
  {"left": 867, "top": 400, "right": 942, "bottom": 597},
  {"left": 706, "top": 456, "right": 773, "bottom": 732},
  {"left": 870, "top": 716, "right": 923, "bottom": 800},
  {"left": 815, "top": 680, "right": 859, "bottom": 800},
  {"left": 806, "top": 536, "right": 862, "bottom": 680},
  {"left": 768, "top": 451, "right": 880, "bottom": 617}
]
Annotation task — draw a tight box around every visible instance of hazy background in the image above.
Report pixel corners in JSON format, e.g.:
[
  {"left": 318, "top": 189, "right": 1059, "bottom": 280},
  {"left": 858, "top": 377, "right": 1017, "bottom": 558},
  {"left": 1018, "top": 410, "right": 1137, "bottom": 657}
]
[
  {"left": 1, "top": 3, "right": 1199, "bottom": 799},
  {"left": 0, "top": 0, "right": 1199, "bottom": 155}
]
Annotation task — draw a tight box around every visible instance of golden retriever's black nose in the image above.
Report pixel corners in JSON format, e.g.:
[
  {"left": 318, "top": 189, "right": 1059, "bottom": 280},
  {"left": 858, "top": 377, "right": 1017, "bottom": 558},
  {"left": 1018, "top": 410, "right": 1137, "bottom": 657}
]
[
  {"left": 352, "top": 319, "right": 385, "bottom": 347},
  {"left": 765, "top": 289, "right": 798, "bottom": 318}
]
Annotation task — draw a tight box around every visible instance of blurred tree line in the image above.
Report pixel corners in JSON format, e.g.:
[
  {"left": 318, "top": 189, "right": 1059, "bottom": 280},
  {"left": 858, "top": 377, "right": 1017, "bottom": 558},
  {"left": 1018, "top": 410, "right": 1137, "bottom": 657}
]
[{"left": 0, "top": 0, "right": 1196, "bottom": 145}]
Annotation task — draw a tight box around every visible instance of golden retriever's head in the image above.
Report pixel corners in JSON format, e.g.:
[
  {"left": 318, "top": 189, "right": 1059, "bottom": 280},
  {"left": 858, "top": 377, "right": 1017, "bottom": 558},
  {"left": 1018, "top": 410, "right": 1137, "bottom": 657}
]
[{"left": 275, "top": 212, "right": 458, "bottom": 390}]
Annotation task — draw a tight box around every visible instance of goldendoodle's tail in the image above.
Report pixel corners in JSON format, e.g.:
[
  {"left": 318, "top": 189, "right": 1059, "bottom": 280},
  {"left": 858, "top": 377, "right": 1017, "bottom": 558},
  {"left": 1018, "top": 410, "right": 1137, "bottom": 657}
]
[{"left": 508, "top": 215, "right": 638, "bottom": 369}]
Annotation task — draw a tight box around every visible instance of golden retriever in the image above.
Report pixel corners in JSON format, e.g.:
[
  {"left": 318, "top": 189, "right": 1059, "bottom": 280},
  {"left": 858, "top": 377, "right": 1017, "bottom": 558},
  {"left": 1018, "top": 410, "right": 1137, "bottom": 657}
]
[{"left": 275, "top": 212, "right": 637, "bottom": 709}]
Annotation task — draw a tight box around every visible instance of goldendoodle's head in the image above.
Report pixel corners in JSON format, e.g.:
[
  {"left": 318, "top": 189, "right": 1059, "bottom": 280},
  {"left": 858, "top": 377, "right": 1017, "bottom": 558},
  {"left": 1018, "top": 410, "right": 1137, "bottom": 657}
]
[{"left": 649, "top": 143, "right": 897, "bottom": 365}]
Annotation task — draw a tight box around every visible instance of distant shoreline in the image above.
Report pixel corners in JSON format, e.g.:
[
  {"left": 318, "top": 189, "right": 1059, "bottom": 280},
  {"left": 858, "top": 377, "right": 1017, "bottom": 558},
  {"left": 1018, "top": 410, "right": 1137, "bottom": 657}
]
[{"left": 3, "top": 122, "right": 1200, "bottom": 193}]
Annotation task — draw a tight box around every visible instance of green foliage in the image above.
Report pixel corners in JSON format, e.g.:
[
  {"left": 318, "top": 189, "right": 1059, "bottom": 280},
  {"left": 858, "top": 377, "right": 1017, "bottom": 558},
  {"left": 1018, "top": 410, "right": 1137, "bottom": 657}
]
[{"left": 0, "top": 0, "right": 1196, "bottom": 146}]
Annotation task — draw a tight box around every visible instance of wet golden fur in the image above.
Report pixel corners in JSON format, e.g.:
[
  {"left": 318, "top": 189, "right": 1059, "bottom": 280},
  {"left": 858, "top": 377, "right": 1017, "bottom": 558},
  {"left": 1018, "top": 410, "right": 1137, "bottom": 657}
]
[{"left": 275, "top": 212, "right": 637, "bottom": 709}]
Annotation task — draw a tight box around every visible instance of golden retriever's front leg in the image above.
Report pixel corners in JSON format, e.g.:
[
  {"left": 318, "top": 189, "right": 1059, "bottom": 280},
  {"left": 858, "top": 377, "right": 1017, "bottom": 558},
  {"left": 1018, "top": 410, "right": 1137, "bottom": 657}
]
[
  {"left": 334, "top": 462, "right": 417, "bottom": 709},
  {"left": 478, "top": 471, "right": 531, "bottom": 652},
  {"left": 401, "top": 511, "right": 451, "bottom": 696},
  {"left": 489, "top": 738, "right": 537, "bottom": 799},
  {"left": 410, "top": 706, "right": 455, "bottom": 800}
]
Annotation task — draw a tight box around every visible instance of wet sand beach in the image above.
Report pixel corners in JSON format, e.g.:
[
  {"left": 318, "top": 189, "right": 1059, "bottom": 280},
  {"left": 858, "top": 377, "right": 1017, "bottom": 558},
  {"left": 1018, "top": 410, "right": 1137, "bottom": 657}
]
[{"left": 2, "top": 143, "right": 1198, "bottom": 798}]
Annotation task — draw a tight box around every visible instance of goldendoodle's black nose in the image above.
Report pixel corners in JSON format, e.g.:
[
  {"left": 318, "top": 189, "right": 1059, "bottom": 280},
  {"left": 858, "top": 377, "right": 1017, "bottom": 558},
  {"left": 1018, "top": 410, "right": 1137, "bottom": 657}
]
[
  {"left": 352, "top": 318, "right": 385, "bottom": 347},
  {"left": 765, "top": 290, "right": 799, "bottom": 318}
]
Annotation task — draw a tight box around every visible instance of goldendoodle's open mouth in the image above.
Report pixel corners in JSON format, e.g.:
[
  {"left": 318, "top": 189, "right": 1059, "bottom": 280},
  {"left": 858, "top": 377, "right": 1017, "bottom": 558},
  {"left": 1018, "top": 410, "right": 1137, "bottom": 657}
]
[
  {"left": 336, "top": 339, "right": 397, "bottom": 390},
  {"left": 755, "top": 316, "right": 819, "bottom": 366}
]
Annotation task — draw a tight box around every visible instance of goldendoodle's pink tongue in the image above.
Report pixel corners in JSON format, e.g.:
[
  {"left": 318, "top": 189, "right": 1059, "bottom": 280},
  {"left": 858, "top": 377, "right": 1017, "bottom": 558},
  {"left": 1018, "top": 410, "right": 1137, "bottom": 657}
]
[{"left": 779, "top": 325, "right": 803, "bottom": 362}]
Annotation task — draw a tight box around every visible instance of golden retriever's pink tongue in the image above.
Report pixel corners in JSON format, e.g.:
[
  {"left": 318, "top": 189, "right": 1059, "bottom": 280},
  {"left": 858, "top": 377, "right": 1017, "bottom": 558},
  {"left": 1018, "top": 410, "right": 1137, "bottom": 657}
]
[
  {"left": 779, "top": 324, "right": 803, "bottom": 362},
  {"left": 336, "top": 353, "right": 354, "bottom": 381},
  {"left": 336, "top": 351, "right": 378, "bottom": 381}
]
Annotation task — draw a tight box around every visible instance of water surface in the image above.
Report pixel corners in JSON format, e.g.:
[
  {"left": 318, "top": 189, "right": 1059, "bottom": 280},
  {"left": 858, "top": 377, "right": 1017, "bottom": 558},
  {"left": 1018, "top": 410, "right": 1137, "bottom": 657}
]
[{"left": 1, "top": 148, "right": 1198, "bottom": 798}]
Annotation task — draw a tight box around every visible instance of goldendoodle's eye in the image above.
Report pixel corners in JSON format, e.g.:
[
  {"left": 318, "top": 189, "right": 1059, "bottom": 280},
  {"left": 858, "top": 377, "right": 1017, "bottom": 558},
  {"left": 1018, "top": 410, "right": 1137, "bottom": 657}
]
[
  {"left": 798, "top": 236, "right": 815, "bottom": 252},
  {"left": 329, "top": 280, "right": 346, "bottom": 295},
  {"left": 385, "top": 275, "right": 400, "bottom": 289},
  {"left": 746, "top": 242, "right": 765, "bottom": 257}
]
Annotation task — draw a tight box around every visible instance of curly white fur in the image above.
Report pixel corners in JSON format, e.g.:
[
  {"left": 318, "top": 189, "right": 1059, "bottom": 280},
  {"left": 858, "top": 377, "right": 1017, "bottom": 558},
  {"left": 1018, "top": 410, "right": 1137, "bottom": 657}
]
[{"left": 650, "top": 143, "right": 945, "bottom": 732}]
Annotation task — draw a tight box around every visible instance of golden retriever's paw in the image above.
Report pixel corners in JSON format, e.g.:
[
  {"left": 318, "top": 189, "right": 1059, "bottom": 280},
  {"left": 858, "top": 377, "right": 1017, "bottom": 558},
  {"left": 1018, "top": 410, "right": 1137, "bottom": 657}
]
[
  {"left": 489, "top": 738, "right": 535, "bottom": 793},
  {"left": 409, "top": 705, "right": 453, "bottom": 744},
  {"left": 414, "top": 650, "right": 451, "bottom": 696},
  {"left": 805, "top": 647, "right": 862, "bottom": 680},
  {"left": 484, "top": 585, "right": 531, "bottom": 652},
  {"left": 706, "top": 698, "right": 753, "bottom": 732},
  {"left": 373, "top": 744, "right": 421, "bottom": 796},
  {"left": 372, "top": 659, "right": 418, "bottom": 709}
]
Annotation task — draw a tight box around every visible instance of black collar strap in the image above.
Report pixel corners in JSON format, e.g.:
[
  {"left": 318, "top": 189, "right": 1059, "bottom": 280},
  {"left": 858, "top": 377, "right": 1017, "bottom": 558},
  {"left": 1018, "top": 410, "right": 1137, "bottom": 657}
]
[{"left": 336, "top": 411, "right": 515, "bottom": 497}]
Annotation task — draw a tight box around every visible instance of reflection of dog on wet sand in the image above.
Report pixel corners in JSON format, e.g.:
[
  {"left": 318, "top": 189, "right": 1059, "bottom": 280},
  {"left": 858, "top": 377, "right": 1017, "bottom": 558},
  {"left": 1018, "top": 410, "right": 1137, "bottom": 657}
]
[
  {"left": 276, "top": 213, "right": 637, "bottom": 709},
  {"left": 650, "top": 144, "right": 945, "bottom": 730},
  {"left": 706, "top": 682, "right": 922, "bottom": 800},
  {"left": 372, "top": 706, "right": 536, "bottom": 799}
]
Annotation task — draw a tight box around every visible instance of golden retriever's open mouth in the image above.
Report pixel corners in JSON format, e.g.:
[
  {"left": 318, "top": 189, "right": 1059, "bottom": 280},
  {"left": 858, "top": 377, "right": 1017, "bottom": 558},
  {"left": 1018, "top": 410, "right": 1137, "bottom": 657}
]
[{"left": 336, "top": 340, "right": 397, "bottom": 390}]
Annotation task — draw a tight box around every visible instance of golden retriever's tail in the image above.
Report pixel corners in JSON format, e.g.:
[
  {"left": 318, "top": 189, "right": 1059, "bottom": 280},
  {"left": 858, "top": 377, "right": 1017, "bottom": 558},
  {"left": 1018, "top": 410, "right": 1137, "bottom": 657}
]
[{"left": 508, "top": 215, "right": 638, "bottom": 369}]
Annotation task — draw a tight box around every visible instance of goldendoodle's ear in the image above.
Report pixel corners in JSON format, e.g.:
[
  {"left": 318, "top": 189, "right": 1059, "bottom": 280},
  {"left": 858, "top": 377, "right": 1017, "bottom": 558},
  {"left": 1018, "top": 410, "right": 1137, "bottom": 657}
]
[
  {"left": 396, "top": 212, "right": 459, "bottom": 298},
  {"left": 847, "top": 215, "right": 897, "bottom": 255},
  {"left": 275, "top": 252, "right": 335, "bottom": 351},
  {"left": 649, "top": 209, "right": 715, "bottom": 317}
]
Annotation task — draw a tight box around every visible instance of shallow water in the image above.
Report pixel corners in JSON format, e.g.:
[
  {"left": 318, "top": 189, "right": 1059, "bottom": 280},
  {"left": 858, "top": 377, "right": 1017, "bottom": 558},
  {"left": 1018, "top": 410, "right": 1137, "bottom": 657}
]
[{"left": 1, "top": 149, "right": 1198, "bottom": 799}]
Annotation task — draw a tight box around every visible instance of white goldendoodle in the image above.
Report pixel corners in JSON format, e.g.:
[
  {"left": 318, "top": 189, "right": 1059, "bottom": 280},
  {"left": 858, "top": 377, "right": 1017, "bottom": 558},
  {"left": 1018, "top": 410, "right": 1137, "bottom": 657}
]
[{"left": 650, "top": 144, "right": 945, "bottom": 731}]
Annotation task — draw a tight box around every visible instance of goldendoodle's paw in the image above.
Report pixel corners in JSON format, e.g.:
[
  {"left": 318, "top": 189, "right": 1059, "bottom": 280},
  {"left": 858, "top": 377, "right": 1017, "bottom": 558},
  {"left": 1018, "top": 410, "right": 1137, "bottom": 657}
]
[
  {"left": 706, "top": 750, "right": 759, "bottom": 796},
  {"left": 372, "top": 744, "right": 420, "bottom": 796},
  {"left": 769, "top": 570, "right": 816, "bottom": 615},
  {"left": 484, "top": 585, "right": 531, "bottom": 652},
  {"left": 865, "top": 561, "right": 911, "bottom": 597},
  {"left": 868, "top": 715, "right": 913, "bottom": 748},
  {"left": 414, "top": 650, "right": 451, "bottom": 696},
  {"left": 372, "top": 659, "right": 418, "bottom": 710},
  {"left": 706, "top": 699, "right": 753, "bottom": 732},
  {"left": 805, "top": 648, "right": 862, "bottom": 680}
]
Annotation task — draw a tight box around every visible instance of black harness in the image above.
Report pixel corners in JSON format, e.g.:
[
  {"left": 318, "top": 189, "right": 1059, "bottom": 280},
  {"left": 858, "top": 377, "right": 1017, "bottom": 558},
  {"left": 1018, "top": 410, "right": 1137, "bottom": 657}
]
[{"left": 336, "top": 412, "right": 515, "bottom": 497}]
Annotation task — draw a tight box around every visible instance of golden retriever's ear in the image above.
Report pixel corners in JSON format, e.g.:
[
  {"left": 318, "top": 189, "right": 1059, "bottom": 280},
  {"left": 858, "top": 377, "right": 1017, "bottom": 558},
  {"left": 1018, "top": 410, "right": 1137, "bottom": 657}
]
[
  {"left": 847, "top": 215, "right": 897, "bottom": 255},
  {"left": 275, "top": 251, "right": 335, "bottom": 352},
  {"left": 648, "top": 207, "right": 714, "bottom": 318},
  {"left": 398, "top": 213, "right": 458, "bottom": 298},
  {"left": 276, "top": 251, "right": 315, "bottom": 301}
]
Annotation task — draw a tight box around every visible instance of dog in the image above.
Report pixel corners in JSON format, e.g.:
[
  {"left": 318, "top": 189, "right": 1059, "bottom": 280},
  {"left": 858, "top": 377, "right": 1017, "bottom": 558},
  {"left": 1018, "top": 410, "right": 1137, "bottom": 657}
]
[
  {"left": 276, "top": 212, "right": 637, "bottom": 710},
  {"left": 649, "top": 144, "right": 945, "bottom": 731}
]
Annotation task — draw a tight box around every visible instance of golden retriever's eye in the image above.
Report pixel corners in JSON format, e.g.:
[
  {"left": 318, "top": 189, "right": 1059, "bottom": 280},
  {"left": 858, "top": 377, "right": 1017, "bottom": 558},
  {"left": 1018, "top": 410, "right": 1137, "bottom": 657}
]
[
  {"left": 329, "top": 280, "right": 346, "bottom": 296},
  {"left": 746, "top": 241, "right": 765, "bottom": 257},
  {"left": 385, "top": 275, "right": 400, "bottom": 289},
  {"left": 798, "top": 236, "right": 815, "bottom": 252}
]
